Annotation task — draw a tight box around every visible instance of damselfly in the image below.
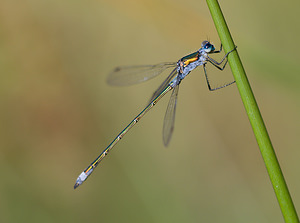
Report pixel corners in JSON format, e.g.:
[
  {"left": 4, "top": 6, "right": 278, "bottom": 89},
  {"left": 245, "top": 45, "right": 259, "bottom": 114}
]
[{"left": 74, "top": 40, "right": 236, "bottom": 189}]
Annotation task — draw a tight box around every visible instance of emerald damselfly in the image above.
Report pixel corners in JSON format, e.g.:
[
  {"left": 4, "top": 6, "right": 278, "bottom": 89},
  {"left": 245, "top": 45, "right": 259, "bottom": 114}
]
[{"left": 74, "top": 41, "right": 236, "bottom": 189}]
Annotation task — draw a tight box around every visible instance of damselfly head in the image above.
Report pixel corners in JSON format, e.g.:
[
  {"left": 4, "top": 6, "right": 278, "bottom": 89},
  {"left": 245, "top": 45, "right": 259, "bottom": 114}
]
[{"left": 201, "top": 41, "right": 215, "bottom": 53}]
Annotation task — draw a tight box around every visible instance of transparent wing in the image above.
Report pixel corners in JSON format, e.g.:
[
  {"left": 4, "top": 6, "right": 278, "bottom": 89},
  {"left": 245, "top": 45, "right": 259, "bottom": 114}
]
[
  {"left": 163, "top": 83, "right": 179, "bottom": 147},
  {"left": 107, "top": 62, "right": 177, "bottom": 86},
  {"left": 148, "top": 67, "right": 178, "bottom": 103}
]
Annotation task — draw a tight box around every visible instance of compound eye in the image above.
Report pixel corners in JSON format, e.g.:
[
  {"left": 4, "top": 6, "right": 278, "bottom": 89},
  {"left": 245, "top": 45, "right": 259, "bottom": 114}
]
[
  {"left": 201, "top": 41, "right": 215, "bottom": 52},
  {"left": 201, "top": 40, "right": 209, "bottom": 48},
  {"left": 205, "top": 44, "right": 211, "bottom": 49}
]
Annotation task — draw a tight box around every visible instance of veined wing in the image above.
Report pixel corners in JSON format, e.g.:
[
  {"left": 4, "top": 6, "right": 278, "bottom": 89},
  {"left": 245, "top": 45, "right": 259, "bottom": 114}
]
[
  {"left": 148, "top": 67, "right": 178, "bottom": 103},
  {"left": 107, "top": 62, "right": 177, "bottom": 86},
  {"left": 163, "top": 83, "right": 179, "bottom": 147}
]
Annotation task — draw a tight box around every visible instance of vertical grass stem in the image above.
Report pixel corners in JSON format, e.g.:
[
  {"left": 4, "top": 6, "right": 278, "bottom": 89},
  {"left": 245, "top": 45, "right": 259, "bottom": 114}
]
[{"left": 206, "top": 1, "right": 299, "bottom": 222}]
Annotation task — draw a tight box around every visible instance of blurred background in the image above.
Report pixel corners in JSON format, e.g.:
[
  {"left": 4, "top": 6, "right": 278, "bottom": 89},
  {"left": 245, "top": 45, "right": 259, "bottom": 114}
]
[{"left": 0, "top": 0, "right": 299, "bottom": 222}]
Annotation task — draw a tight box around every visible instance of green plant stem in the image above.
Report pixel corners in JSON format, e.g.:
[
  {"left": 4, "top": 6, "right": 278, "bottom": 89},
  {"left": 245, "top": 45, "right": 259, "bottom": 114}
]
[{"left": 206, "top": 0, "right": 299, "bottom": 222}]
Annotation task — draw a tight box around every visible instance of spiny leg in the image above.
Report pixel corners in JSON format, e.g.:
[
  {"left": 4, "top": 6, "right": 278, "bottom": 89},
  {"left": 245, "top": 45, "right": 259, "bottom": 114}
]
[
  {"left": 203, "top": 64, "right": 214, "bottom": 91},
  {"left": 203, "top": 61, "right": 235, "bottom": 91},
  {"left": 208, "top": 57, "right": 229, "bottom": 71},
  {"left": 210, "top": 43, "right": 223, "bottom": 54},
  {"left": 203, "top": 46, "right": 237, "bottom": 91},
  {"left": 207, "top": 46, "right": 237, "bottom": 66}
]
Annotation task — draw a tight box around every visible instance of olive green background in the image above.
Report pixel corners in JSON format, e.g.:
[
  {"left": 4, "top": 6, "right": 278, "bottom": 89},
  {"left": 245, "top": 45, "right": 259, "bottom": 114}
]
[{"left": 0, "top": 0, "right": 299, "bottom": 222}]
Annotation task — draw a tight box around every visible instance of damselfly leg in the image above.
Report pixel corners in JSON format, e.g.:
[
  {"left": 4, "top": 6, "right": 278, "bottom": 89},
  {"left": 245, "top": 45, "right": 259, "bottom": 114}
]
[{"left": 204, "top": 46, "right": 237, "bottom": 91}]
